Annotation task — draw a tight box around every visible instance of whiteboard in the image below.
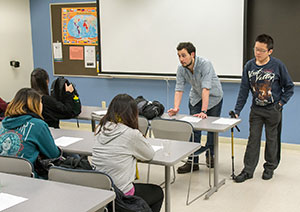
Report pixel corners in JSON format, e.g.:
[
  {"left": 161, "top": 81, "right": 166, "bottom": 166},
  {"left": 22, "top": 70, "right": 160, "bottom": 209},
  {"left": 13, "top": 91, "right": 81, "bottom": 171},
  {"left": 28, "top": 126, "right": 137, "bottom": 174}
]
[{"left": 99, "top": 0, "right": 244, "bottom": 77}]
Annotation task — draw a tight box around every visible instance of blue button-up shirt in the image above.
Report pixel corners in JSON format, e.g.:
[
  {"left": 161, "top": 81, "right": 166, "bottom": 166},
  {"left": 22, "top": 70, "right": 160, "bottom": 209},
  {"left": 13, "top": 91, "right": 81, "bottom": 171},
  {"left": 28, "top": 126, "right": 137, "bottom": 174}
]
[{"left": 175, "top": 56, "right": 223, "bottom": 109}]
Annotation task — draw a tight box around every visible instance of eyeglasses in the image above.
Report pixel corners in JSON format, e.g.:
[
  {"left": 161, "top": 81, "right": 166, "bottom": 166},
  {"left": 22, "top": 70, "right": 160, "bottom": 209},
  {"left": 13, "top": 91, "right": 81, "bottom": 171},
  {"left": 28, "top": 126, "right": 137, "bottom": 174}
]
[{"left": 253, "top": 48, "right": 268, "bottom": 53}]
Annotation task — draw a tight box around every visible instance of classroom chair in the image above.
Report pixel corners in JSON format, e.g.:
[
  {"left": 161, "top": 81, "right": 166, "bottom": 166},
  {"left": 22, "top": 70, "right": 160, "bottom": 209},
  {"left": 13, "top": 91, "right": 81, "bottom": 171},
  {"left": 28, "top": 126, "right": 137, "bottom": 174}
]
[
  {"left": 48, "top": 166, "right": 115, "bottom": 212},
  {"left": 138, "top": 116, "right": 149, "bottom": 136},
  {"left": 150, "top": 118, "right": 212, "bottom": 205},
  {"left": 0, "top": 155, "right": 34, "bottom": 177}
]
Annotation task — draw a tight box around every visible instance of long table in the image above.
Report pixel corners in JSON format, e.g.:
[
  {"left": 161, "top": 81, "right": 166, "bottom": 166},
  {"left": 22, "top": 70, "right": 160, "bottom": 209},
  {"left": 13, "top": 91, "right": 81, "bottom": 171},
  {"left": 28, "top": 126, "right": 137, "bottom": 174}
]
[
  {"left": 0, "top": 172, "right": 115, "bottom": 212},
  {"left": 50, "top": 128, "right": 201, "bottom": 212},
  {"left": 161, "top": 114, "right": 241, "bottom": 199}
]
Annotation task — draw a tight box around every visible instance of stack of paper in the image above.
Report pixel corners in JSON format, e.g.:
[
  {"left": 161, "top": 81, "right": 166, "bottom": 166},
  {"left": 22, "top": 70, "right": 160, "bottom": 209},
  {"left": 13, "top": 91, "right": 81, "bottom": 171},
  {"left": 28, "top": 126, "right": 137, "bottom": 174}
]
[
  {"left": 179, "top": 116, "right": 202, "bottom": 123},
  {"left": 92, "top": 110, "right": 107, "bottom": 116},
  {"left": 54, "top": 136, "right": 83, "bottom": 147},
  {"left": 0, "top": 193, "right": 27, "bottom": 211}
]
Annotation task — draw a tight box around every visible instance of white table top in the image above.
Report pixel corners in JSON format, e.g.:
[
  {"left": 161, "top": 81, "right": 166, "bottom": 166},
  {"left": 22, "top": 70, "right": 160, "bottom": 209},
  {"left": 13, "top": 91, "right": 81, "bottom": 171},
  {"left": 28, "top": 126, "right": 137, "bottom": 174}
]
[
  {"left": 161, "top": 113, "right": 241, "bottom": 132},
  {"left": 50, "top": 128, "right": 201, "bottom": 166},
  {"left": 0, "top": 172, "right": 115, "bottom": 212}
]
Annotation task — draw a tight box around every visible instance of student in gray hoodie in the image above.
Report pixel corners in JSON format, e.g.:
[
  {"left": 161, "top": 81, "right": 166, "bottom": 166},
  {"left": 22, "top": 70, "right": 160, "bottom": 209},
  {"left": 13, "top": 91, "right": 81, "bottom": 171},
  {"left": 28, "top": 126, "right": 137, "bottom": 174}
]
[{"left": 92, "top": 94, "right": 164, "bottom": 212}]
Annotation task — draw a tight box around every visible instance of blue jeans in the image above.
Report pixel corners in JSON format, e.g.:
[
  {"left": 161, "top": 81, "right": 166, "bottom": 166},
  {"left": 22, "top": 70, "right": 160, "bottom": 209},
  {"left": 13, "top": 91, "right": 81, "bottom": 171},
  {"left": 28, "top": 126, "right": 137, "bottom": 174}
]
[{"left": 189, "top": 99, "right": 223, "bottom": 163}]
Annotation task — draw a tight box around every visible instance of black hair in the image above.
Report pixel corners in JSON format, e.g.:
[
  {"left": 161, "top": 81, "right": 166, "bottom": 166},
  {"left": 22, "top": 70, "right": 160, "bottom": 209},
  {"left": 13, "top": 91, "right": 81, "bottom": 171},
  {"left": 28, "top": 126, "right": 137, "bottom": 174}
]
[
  {"left": 31, "top": 68, "right": 49, "bottom": 96},
  {"left": 255, "top": 34, "right": 274, "bottom": 50},
  {"left": 176, "top": 42, "right": 196, "bottom": 56},
  {"left": 95, "top": 94, "right": 139, "bottom": 134}
]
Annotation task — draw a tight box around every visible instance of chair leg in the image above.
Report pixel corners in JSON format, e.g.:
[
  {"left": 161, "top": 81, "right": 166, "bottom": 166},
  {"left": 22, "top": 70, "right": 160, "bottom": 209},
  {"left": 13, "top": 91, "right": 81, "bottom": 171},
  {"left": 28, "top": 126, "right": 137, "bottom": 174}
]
[
  {"left": 160, "top": 165, "right": 176, "bottom": 187},
  {"left": 186, "top": 150, "right": 212, "bottom": 205},
  {"left": 172, "top": 165, "right": 176, "bottom": 184},
  {"left": 186, "top": 155, "right": 194, "bottom": 205}
]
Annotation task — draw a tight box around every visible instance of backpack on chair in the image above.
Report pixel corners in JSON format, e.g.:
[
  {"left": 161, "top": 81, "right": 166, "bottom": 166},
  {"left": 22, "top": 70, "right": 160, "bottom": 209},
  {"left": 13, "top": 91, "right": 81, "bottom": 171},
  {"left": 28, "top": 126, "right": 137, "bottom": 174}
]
[{"left": 50, "top": 76, "right": 82, "bottom": 117}]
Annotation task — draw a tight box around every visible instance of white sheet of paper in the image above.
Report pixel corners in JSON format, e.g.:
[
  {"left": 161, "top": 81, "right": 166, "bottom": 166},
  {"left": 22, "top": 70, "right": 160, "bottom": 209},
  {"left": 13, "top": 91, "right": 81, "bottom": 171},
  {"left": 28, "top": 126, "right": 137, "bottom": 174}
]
[
  {"left": 0, "top": 193, "right": 28, "bottom": 211},
  {"left": 151, "top": 145, "right": 163, "bottom": 152},
  {"left": 212, "top": 118, "right": 239, "bottom": 125},
  {"left": 53, "top": 42, "right": 63, "bottom": 61},
  {"left": 84, "top": 46, "right": 96, "bottom": 68},
  {"left": 92, "top": 110, "right": 107, "bottom": 116},
  {"left": 179, "top": 116, "right": 202, "bottom": 123},
  {"left": 54, "top": 136, "right": 83, "bottom": 147}
]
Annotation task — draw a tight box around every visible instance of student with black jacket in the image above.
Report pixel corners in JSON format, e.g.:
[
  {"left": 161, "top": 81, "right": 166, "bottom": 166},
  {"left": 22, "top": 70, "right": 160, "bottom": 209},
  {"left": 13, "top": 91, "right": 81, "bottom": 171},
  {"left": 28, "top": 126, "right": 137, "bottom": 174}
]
[{"left": 31, "top": 68, "right": 76, "bottom": 128}]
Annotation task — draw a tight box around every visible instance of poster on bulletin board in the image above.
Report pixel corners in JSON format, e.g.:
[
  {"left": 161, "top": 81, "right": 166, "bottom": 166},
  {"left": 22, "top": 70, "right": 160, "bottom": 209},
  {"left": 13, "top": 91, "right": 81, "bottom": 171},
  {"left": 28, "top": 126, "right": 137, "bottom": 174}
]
[{"left": 61, "top": 7, "right": 98, "bottom": 46}]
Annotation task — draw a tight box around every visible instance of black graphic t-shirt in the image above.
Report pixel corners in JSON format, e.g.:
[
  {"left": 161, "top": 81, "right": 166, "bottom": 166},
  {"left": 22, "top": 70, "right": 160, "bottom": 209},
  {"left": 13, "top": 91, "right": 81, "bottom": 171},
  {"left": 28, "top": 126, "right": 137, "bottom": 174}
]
[{"left": 248, "top": 68, "right": 275, "bottom": 106}]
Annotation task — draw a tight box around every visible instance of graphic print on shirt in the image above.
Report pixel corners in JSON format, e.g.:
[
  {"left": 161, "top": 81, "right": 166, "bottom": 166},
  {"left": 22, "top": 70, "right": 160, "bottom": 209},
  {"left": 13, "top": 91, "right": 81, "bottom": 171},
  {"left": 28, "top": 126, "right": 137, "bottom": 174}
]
[
  {"left": 0, "top": 130, "right": 23, "bottom": 156},
  {"left": 248, "top": 68, "right": 275, "bottom": 106}
]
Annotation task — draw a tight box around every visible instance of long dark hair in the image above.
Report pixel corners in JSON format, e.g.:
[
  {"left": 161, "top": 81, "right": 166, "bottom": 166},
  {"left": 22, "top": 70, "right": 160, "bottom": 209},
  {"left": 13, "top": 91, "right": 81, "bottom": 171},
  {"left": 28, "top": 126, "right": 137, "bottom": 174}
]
[
  {"left": 95, "top": 94, "right": 138, "bottom": 134},
  {"left": 31, "top": 68, "right": 49, "bottom": 96}
]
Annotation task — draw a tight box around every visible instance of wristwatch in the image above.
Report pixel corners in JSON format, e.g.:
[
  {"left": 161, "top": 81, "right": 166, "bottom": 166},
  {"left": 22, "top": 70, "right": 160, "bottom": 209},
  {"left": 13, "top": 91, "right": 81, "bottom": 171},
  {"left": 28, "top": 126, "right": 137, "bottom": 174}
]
[{"left": 201, "top": 110, "right": 207, "bottom": 114}]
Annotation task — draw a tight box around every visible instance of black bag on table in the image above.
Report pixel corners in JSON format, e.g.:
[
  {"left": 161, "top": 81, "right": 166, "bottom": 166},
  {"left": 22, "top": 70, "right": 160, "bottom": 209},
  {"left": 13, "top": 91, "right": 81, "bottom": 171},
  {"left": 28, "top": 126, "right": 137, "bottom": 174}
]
[{"left": 135, "top": 96, "right": 164, "bottom": 120}]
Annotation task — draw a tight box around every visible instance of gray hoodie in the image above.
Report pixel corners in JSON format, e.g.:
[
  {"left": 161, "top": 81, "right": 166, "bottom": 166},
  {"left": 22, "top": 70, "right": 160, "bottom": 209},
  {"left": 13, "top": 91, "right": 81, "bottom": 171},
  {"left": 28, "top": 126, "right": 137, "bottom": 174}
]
[{"left": 92, "top": 122, "right": 155, "bottom": 193}]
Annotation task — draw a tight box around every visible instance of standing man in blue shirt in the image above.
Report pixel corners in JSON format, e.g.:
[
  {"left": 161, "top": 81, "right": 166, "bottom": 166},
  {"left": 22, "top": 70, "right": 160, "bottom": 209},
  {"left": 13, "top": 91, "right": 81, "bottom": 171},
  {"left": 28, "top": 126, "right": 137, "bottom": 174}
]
[
  {"left": 234, "top": 34, "right": 294, "bottom": 183},
  {"left": 168, "top": 42, "right": 223, "bottom": 174}
]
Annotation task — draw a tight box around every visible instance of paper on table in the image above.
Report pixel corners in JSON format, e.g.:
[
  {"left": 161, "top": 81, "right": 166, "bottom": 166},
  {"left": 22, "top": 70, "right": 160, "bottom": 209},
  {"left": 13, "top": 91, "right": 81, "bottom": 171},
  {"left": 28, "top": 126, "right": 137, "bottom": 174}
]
[
  {"left": 92, "top": 110, "right": 107, "bottom": 116},
  {"left": 54, "top": 136, "right": 83, "bottom": 147},
  {"left": 179, "top": 116, "right": 202, "bottom": 123},
  {"left": 212, "top": 118, "right": 239, "bottom": 125},
  {"left": 0, "top": 193, "right": 28, "bottom": 211},
  {"left": 151, "top": 145, "right": 163, "bottom": 152}
]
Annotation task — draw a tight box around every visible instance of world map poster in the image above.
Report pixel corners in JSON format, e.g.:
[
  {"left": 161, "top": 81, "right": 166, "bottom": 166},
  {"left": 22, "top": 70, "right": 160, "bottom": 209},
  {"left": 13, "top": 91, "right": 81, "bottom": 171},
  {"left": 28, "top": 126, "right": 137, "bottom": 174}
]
[{"left": 62, "top": 7, "right": 98, "bottom": 45}]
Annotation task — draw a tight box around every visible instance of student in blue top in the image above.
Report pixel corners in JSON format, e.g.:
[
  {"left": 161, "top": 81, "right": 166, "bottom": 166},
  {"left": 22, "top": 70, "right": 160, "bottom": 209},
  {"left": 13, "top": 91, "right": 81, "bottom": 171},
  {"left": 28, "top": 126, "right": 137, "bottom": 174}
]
[
  {"left": 234, "top": 34, "right": 294, "bottom": 183},
  {"left": 168, "top": 42, "right": 223, "bottom": 174},
  {"left": 0, "top": 88, "right": 61, "bottom": 177}
]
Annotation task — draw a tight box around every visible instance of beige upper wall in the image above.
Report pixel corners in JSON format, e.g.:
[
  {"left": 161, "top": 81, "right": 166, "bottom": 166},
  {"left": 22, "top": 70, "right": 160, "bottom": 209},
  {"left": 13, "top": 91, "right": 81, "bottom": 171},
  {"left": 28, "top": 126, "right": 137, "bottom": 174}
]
[{"left": 0, "top": 0, "right": 33, "bottom": 101}]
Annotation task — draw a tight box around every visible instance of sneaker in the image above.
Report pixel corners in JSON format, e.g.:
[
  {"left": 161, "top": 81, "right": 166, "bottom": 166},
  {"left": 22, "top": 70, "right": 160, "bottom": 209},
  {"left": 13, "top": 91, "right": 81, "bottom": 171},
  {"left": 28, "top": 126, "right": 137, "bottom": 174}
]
[
  {"left": 206, "top": 156, "right": 214, "bottom": 168},
  {"left": 234, "top": 171, "right": 253, "bottom": 183},
  {"left": 177, "top": 162, "right": 199, "bottom": 174},
  {"left": 262, "top": 170, "right": 273, "bottom": 180}
]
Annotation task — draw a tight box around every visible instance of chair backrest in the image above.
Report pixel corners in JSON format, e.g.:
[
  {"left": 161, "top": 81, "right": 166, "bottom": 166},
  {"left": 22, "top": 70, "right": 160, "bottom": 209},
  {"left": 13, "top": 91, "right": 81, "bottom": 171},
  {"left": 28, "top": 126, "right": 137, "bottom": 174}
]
[
  {"left": 151, "top": 118, "right": 194, "bottom": 142},
  {"left": 138, "top": 116, "right": 149, "bottom": 136},
  {"left": 0, "top": 155, "right": 34, "bottom": 177},
  {"left": 48, "top": 166, "right": 112, "bottom": 190}
]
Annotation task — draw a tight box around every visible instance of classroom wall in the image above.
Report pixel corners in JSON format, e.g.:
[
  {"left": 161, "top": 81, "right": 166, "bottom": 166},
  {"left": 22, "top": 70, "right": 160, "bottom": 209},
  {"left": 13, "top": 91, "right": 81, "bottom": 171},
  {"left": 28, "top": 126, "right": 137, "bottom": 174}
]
[
  {"left": 30, "top": 0, "right": 300, "bottom": 145},
  {"left": 0, "top": 0, "right": 33, "bottom": 101}
]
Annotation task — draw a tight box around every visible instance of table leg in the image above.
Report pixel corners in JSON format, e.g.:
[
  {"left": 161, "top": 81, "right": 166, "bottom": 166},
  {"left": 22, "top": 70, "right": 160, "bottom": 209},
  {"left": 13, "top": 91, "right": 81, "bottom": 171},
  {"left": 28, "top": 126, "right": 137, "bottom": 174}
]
[
  {"left": 165, "top": 166, "right": 171, "bottom": 212},
  {"left": 205, "top": 132, "right": 225, "bottom": 199}
]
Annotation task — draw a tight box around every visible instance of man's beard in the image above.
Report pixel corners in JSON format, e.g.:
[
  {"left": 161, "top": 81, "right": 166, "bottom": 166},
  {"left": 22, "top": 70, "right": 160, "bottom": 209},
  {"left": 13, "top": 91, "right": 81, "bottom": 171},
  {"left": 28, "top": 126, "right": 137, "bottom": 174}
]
[{"left": 183, "top": 59, "right": 193, "bottom": 68}]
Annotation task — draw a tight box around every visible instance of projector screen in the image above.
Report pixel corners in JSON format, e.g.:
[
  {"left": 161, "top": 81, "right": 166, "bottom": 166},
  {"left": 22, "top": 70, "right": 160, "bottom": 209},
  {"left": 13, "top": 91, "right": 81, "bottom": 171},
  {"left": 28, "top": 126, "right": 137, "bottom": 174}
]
[{"left": 98, "top": 0, "right": 244, "bottom": 77}]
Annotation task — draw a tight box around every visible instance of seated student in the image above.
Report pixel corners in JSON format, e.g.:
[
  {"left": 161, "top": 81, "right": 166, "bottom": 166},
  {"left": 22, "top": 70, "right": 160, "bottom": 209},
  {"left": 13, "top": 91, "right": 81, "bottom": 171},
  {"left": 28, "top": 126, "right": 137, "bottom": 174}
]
[
  {"left": 0, "top": 97, "right": 8, "bottom": 121},
  {"left": 92, "top": 94, "right": 164, "bottom": 212},
  {"left": 0, "top": 88, "right": 60, "bottom": 177},
  {"left": 30, "top": 68, "right": 76, "bottom": 128}
]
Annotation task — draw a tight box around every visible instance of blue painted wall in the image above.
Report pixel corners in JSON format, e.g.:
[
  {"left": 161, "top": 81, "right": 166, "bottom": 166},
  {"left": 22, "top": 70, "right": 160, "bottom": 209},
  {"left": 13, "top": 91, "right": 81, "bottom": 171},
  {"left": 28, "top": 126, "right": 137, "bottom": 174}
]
[{"left": 30, "top": 0, "right": 299, "bottom": 144}]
